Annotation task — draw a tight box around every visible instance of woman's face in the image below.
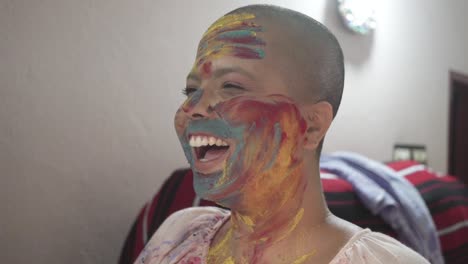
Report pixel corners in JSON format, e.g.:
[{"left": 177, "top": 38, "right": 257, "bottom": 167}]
[
  {"left": 175, "top": 93, "right": 306, "bottom": 201},
  {"left": 173, "top": 13, "right": 308, "bottom": 208}
]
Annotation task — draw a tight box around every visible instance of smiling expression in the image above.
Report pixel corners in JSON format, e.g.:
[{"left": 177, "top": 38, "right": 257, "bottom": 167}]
[{"left": 174, "top": 13, "right": 307, "bottom": 208}]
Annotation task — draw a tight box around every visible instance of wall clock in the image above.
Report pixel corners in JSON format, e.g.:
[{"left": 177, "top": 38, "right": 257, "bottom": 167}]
[{"left": 338, "top": 0, "right": 377, "bottom": 35}]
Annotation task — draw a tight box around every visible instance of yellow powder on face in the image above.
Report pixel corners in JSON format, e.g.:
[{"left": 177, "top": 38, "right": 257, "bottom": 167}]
[
  {"left": 194, "top": 12, "right": 265, "bottom": 69},
  {"left": 215, "top": 161, "right": 230, "bottom": 187},
  {"left": 243, "top": 108, "right": 305, "bottom": 212},
  {"left": 222, "top": 256, "right": 235, "bottom": 264},
  {"left": 203, "top": 13, "right": 256, "bottom": 39},
  {"left": 206, "top": 97, "right": 309, "bottom": 263}
]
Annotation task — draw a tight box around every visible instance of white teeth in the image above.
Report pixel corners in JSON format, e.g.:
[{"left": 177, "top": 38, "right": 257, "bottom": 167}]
[
  {"left": 201, "top": 137, "right": 208, "bottom": 146},
  {"left": 195, "top": 136, "right": 202, "bottom": 147},
  {"left": 208, "top": 137, "right": 216, "bottom": 146},
  {"left": 189, "top": 135, "right": 229, "bottom": 147}
]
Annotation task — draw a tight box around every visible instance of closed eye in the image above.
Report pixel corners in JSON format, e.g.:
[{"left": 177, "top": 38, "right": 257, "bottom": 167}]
[
  {"left": 182, "top": 87, "right": 198, "bottom": 96},
  {"left": 223, "top": 82, "right": 245, "bottom": 90}
]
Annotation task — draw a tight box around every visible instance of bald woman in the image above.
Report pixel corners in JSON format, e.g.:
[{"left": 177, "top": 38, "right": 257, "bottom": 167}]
[{"left": 135, "top": 5, "right": 429, "bottom": 264}]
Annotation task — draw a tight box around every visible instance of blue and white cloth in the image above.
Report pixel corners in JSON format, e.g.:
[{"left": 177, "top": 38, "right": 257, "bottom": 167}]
[{"left": 320, "top": 152, "right": 444, "bottom": 264}]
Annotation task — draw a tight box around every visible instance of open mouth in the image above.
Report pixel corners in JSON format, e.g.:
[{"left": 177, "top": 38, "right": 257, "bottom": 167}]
[{"left": 189, "top": 134, "right": 230, "bottom": 162}]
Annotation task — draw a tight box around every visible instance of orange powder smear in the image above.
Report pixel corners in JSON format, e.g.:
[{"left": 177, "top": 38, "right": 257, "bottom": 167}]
[{"left": 239, "top": 108, "right": 304, "bottom": 219}]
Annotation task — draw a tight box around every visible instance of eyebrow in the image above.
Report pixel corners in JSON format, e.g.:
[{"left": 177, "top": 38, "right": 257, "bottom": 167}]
[{"left": 186, "top": 66, "right": 256, "bottom": 82}]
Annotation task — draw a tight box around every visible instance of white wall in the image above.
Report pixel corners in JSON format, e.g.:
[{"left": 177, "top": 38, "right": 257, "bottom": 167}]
[{"left": 1, "top": 0, "right": 467, "bottom": 263}]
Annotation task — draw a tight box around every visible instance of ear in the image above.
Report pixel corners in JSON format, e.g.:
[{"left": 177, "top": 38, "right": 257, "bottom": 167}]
[{"left": 301, "top": 101, "right": 333, "bottom": 151}]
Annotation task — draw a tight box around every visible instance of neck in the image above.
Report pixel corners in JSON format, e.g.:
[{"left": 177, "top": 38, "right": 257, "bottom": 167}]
[
  {"left": 207, "top": 153, "right": 332, "bottom": 264},
  {"left": 229, "top": 155, "right": 329, "bottom": 247}
]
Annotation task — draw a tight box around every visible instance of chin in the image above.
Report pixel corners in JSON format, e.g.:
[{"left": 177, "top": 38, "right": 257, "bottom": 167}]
[{"left": 192, "top": 169, "right": 243, "bottom": 207}]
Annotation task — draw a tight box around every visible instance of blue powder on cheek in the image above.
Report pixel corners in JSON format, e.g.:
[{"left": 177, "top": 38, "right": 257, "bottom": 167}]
[
  {"left": 188, "top": 120, "right": 247, "bottom": 201},
  {"left": 185, "top": 119, "right": 233, "bottom": 197},
  {"left": 219, "top": 124, "right": 245, "bottom": 178}
]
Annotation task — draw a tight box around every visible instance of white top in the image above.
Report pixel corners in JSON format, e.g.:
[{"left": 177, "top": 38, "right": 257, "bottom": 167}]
[{"left": 134, "top": 207, "right": 430, "bottom": 264}]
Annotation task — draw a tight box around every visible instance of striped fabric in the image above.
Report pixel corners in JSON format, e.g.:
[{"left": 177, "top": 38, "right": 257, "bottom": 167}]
[
  {"left": 118, "top": 161, "right": 468, "bottom": 264},
  {"left": 388, "top": 161, "right": 468, "bottom": 264}
]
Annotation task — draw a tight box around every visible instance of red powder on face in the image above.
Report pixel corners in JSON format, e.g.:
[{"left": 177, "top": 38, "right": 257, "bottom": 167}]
[
  {"left": 216, "top": 95, "right": 306, "bottom": 130},
  {"left": 201, "top": 61, "right": 212, "bottom": 78},
  {"left": 232, "top": 46, "right": 264, "bottom": 60}
]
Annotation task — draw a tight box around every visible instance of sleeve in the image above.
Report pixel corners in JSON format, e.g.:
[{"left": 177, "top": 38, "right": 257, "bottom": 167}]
[
  {"left": 133, "top": 207, "right": 228, "bottom": 264},
  {"left": 336, "top": 232, "right": 430, "bottom": 264},
  {"left": 119, "top": 168, "right": 194, "bottom": 264}
]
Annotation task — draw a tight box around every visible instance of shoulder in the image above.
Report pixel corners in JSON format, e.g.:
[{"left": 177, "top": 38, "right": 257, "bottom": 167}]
[
  {"left": 134, "top": 207, "right": 230, "bottom": 264},
  {"left": 151, "top": 206, "right": 230, "bottom": 242},
  {"left": 331, "top": 229, "right": 430, "bottom": 264}
]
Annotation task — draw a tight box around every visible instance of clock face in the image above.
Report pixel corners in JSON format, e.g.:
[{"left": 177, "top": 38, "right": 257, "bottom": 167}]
[{"left": 338, "top": 0, "right": 377, "bottom": 35}]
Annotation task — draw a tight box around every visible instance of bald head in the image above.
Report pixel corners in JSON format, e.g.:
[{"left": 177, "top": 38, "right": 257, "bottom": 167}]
[{"left": 222, "top": 5, "right": 345, "bottom": 118}]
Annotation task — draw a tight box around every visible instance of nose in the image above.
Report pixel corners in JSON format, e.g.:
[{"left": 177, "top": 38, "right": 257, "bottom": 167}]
[{"left": 182, "top": 89, "right": 216, "bottom": 119}]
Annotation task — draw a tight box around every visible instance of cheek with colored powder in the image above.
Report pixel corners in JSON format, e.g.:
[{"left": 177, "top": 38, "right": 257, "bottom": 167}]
[
  {"left": 208, "top": 96, "right": 307, "bottom": 199},
  {"left": 215, "top": 96, "right": 308, "bottom": 214},
  {"left": 176, "top": 94, "right": 307, "bottom": 205},
  {"left": 216, "top": 95, "right": 307, "bottom": 172}
]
